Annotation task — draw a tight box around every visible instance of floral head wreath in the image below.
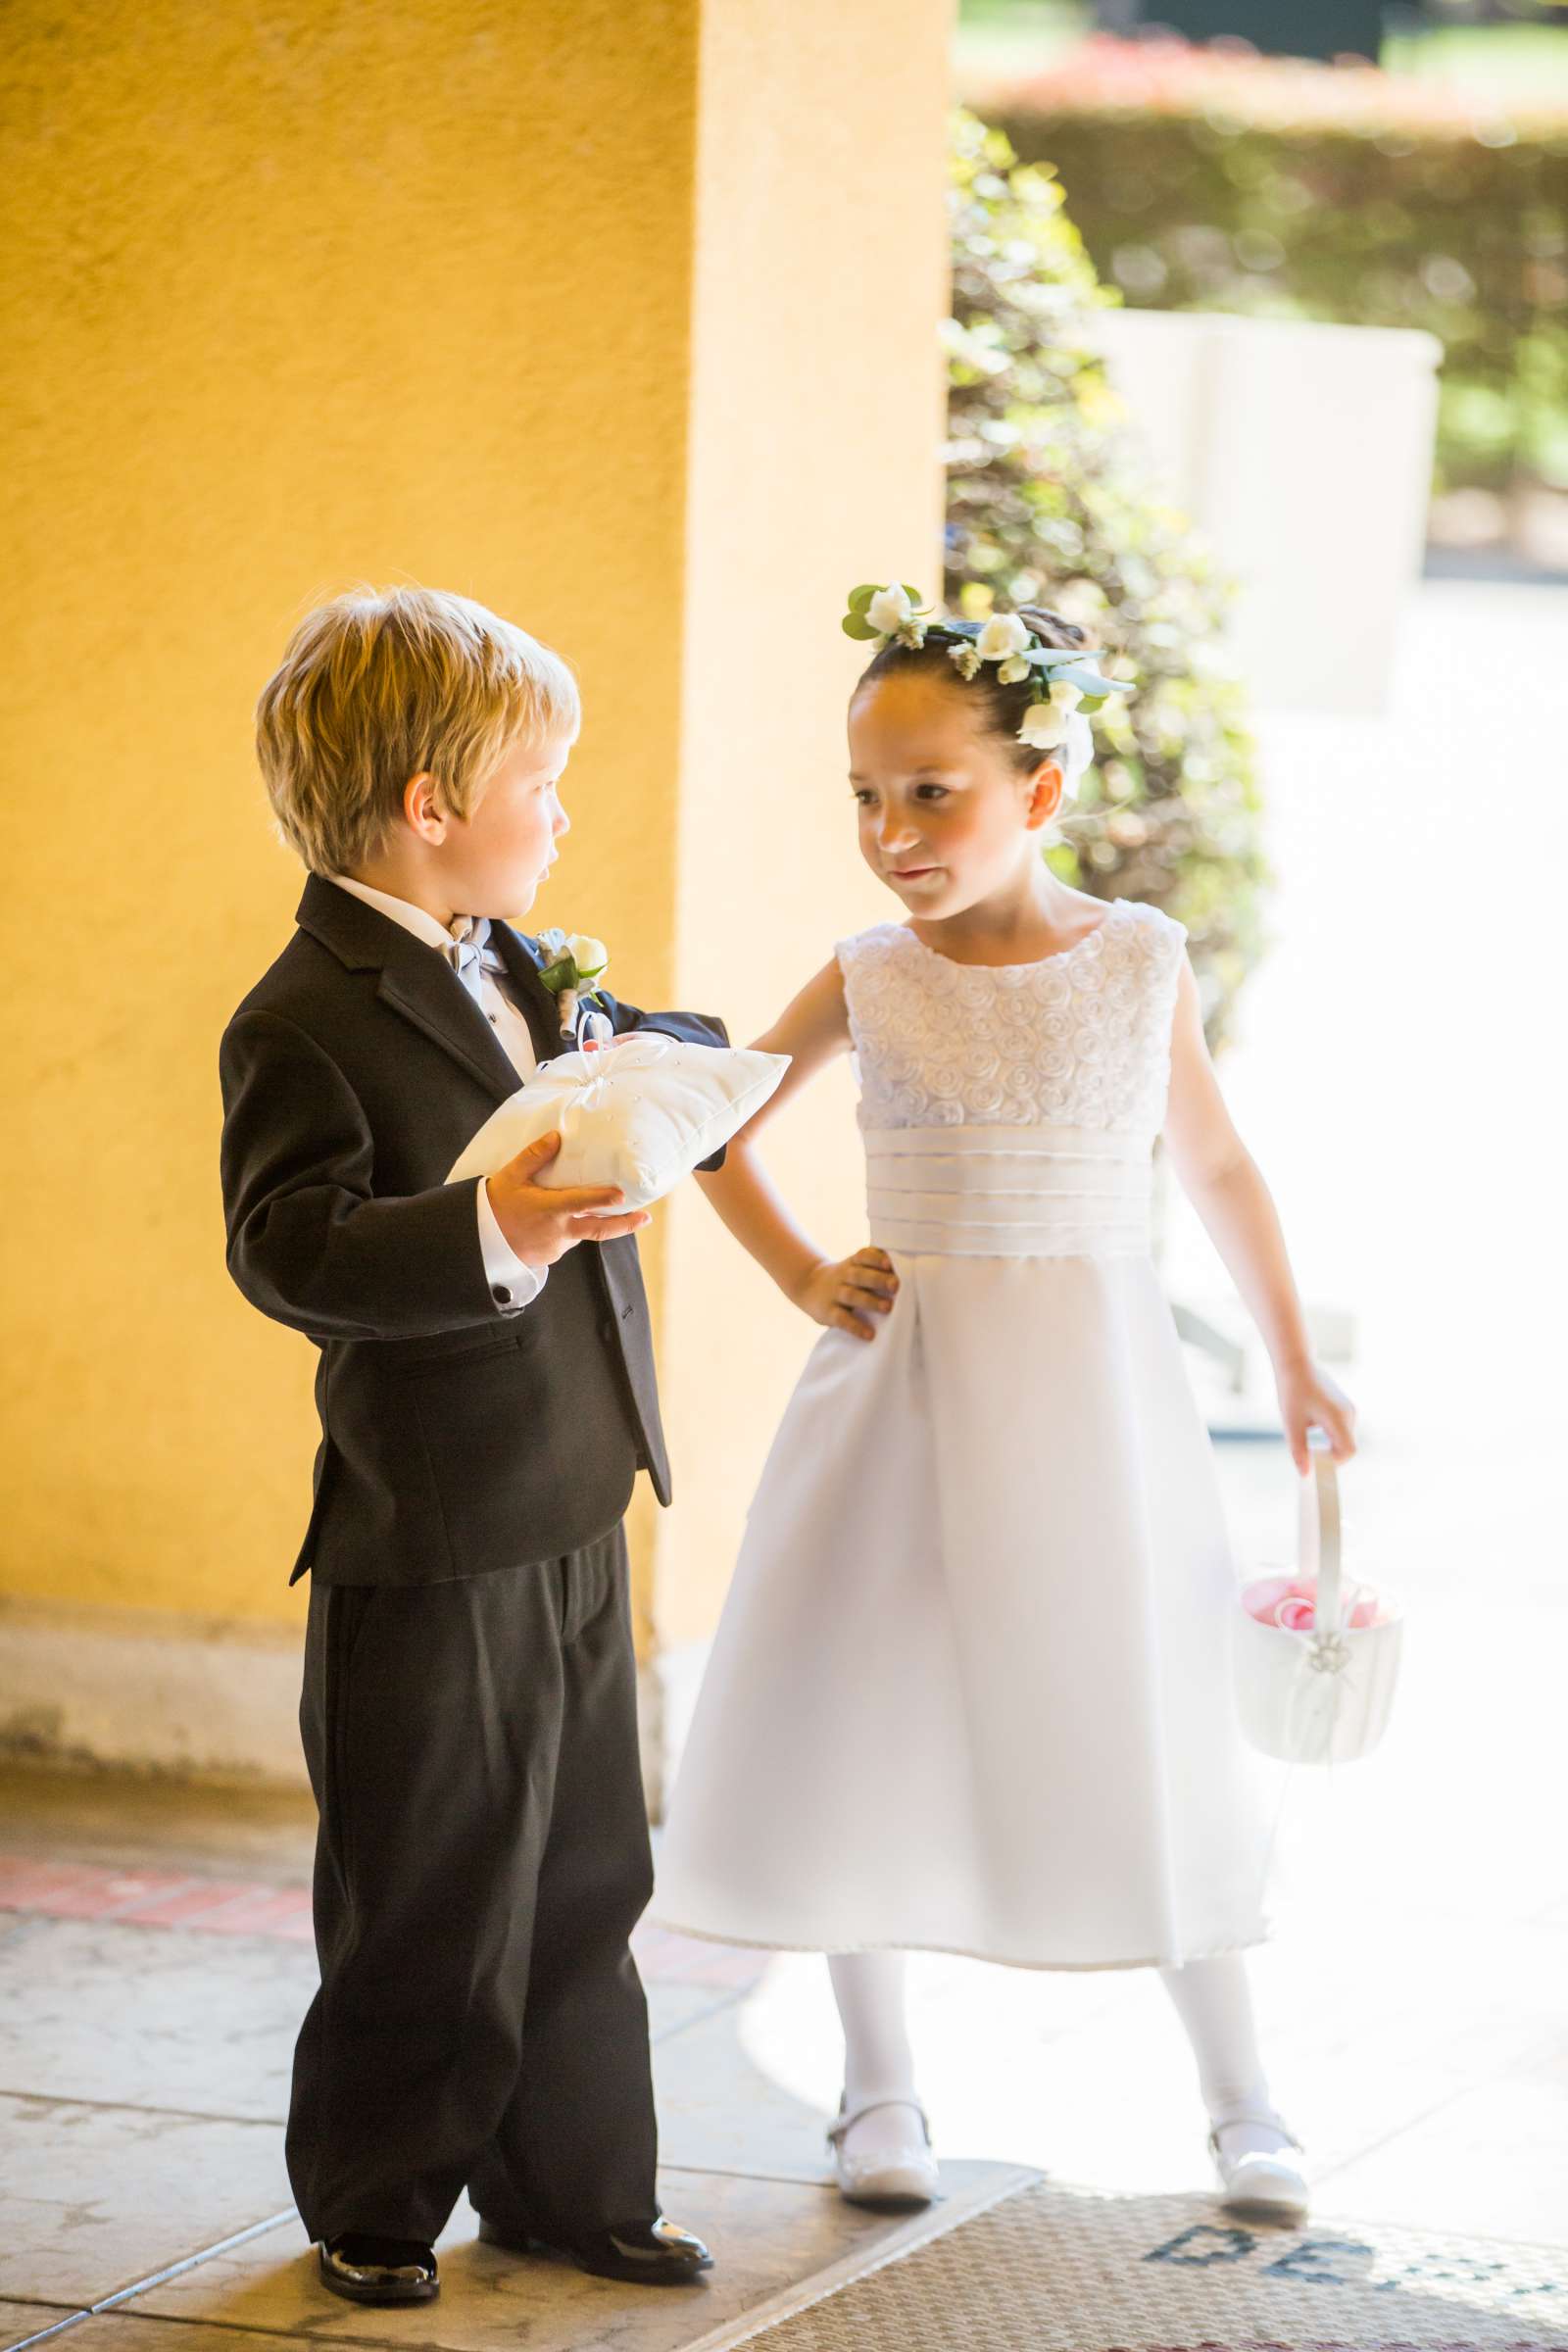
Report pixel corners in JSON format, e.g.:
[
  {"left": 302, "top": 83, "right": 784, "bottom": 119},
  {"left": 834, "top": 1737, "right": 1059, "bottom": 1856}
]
[{"left": 842, "top": 582, "right": 1133, "bottom": 796}]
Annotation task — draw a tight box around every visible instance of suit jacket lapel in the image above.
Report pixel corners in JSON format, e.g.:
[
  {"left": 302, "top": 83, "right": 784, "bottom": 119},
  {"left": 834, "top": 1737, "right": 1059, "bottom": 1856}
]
[
  {"left": 375, "top": 950, "right": 524, "bottom": 1102},
  {"left": 296, "top": 874, "right": 523, "bottom": 1104},
  {"left": 489, "top": 921, "right": 571, "bottom": 1069}
]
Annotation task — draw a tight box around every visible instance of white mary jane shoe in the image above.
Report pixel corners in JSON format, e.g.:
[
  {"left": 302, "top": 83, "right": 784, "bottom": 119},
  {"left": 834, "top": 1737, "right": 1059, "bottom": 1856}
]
[
  {"left": 1209, "top": 2110, "right": 1310, "bottom": 2226},
  {"left": 828, "top": 2097, "right": 940, "bottom": 2210}
]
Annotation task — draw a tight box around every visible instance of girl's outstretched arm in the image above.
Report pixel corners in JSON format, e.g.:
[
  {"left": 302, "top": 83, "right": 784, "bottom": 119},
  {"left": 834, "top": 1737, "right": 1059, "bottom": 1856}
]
[
  {"left": 694, "top": 958, "right": 899, "bottom": 1343},
  {"left": 1162, "top": 957, "right": 1356, "bottom": 1471}
]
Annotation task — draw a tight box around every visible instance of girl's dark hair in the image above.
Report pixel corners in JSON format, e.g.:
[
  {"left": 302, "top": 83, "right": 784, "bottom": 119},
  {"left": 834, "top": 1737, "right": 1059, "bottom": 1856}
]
[{"left": 854, "top": 604, "right": 1096, "bottom": 769}]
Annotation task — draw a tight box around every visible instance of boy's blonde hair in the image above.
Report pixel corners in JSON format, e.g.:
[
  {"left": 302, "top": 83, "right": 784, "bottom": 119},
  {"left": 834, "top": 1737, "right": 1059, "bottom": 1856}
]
[{"left": 256, "top": 585, "right": 580, "bottom": 875}]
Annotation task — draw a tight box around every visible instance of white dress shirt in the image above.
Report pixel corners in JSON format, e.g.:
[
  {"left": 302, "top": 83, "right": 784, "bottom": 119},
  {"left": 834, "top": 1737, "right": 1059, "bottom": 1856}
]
[{"left": 327, "top": 874, "right": 547, "bottom": 1314}]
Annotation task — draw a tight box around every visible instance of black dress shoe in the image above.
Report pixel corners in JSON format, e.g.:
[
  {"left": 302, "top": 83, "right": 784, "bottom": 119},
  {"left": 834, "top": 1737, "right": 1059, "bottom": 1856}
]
[
  {"left": 318, "top": 2233, "right": 439, "bottom": 2304},
  {"left": 477, "top": 2213, "right": 712, "bottom": 2285}
]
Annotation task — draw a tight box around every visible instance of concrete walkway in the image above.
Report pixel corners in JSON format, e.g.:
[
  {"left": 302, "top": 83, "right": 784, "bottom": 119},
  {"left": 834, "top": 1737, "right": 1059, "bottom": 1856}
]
[{"left": 0, "top": 1770, "right": 1025, "bottom": 2352}]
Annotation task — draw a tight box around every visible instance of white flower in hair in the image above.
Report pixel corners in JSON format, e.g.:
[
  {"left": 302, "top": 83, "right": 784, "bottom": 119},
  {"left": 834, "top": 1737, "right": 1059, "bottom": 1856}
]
[
  {"left": 975, "top": 612, "right": 1031, "bottom": 662},
  {"left": 1019, "top": 702, "right": 1069, "bottom": 751},
  {"left": 866, "top": 583, "right": 917, "bottom": 637},
  {"left": 997, "top": 655, "right": 1032, "bottom": 685},
  {"left": 949, "top": 642, "right": 982, "bottom": 680}
]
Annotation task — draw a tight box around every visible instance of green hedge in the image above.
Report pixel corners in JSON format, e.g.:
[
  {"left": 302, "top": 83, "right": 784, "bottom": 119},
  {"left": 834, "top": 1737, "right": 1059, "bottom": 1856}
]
[
  {"left": 946, "top": 111, "right": 1268, "bottom": 1042},
  {"left": 970, "top": 42, "right": 1568, "bottom": 502}
]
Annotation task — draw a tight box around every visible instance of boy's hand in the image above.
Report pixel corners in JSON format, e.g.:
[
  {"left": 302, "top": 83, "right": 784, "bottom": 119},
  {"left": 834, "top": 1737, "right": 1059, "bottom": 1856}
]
[
  {"left": 791, "top": 1247, "right": 899, "bottom": 1341},
  {"left": 485, "top": 1131, "right": 651, "bottom": 1266}
]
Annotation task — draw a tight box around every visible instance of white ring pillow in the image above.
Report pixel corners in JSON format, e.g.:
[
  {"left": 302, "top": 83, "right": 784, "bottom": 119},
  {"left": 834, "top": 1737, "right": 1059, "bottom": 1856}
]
[{"left": 447, "top": 1033, "right": 789, "bottom": 1211}]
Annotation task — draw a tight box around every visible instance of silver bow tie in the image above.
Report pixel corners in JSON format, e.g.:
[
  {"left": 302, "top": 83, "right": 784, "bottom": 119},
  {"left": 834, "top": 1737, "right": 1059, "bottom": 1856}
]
[{"left": 445, "top": 914, "right": 508, "bottom": 989}]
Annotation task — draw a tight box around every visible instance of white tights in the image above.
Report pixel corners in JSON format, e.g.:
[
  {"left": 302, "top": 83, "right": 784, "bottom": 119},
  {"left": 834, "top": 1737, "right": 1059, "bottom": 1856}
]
[{"left": 828, "top": 1948, "right": 1287, "bottom": 2161}]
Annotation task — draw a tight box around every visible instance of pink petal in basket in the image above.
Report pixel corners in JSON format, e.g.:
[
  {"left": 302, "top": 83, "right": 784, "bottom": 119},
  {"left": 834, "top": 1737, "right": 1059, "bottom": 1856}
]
[{"left": 1242, "top": 1575, "right": 1386, "bottom": 1631}]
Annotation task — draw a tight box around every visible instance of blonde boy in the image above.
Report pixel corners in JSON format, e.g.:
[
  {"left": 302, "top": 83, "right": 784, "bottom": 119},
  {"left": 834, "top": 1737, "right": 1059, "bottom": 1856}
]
[{"left": 220, "top": 587, "right": 719, "bottom": 2302}]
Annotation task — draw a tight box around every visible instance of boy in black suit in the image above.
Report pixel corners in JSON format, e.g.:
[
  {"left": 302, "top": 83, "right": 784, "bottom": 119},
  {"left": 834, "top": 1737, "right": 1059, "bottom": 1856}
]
[{"left": 220, "top": 587, "right": 720, "bottom": 2303}]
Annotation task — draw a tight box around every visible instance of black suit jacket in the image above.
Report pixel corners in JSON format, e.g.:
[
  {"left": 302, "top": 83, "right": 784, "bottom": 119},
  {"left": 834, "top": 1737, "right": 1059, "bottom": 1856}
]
[{"left": 219, "top": 874, "right": 729, "bottom": 1588}]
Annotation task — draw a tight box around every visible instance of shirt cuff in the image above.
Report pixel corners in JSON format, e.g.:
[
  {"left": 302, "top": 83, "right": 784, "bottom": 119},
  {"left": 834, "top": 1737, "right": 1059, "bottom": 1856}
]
[{"left": 475, "top": 1180, "right": 548, "bottom": 1314}]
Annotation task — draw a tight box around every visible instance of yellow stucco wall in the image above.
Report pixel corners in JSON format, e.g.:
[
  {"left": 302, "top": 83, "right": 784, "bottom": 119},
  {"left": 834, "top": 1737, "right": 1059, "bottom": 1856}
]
[
  {"left": 1, "top": 0, "right": 951, "bottom": 1659},
  {"left": 3, "top": 0, "right": 702, "bottom": 1628},
  {"left": 655, "top": 1, "right": 953, "bottom": 1647}
]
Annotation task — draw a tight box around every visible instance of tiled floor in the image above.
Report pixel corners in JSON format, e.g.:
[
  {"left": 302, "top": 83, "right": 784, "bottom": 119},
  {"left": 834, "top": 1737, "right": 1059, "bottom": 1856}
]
[
  {"left": 5, "top": 1599, "right": 1565, "bottom": 2349},
  {"left": 0, "top": 1771, "right": 1026, "bottom": 2352}
]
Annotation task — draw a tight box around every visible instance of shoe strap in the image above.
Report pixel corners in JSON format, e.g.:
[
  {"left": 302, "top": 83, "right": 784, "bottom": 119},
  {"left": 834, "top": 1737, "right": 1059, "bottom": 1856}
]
[
  {"left": 1207, "top": 2109, "right": 1304, "bottom": 2157},
  {"left": 827, "top": 2097, "right": 931, "bottom": 2150}
]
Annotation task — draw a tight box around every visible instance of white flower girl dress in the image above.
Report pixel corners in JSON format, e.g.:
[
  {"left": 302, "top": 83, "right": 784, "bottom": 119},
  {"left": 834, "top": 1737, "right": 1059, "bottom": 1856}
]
[{"left": 656, "top": 901, "right": 1275, "bottom": 1971}]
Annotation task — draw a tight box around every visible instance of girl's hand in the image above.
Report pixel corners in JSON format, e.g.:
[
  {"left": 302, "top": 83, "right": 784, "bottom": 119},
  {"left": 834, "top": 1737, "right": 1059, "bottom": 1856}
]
[
  {"left": 792, "top": 1247, "right": 900, "bottom": 1341},
  {"left": 1275, "top": 1356, "right": 1357, "bottom": 1474}
]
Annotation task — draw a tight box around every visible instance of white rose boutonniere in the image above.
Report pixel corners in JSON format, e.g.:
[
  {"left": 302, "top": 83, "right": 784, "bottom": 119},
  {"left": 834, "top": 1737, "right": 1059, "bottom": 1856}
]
[
  {"left": 564, "top": 933, "right": 609, "bottom": 983},
  {"left": 537, "top": 927, "right": 612, "bottom": 1043}
]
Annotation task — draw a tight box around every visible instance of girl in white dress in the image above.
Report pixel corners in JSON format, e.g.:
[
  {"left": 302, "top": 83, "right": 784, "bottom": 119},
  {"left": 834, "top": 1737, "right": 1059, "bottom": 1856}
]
[{"left": 654, "top": 585, "right": 1356, "bottom": 2224}]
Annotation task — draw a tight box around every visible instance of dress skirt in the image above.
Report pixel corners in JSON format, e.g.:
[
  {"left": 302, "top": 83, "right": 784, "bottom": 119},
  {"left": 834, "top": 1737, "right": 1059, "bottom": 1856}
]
[{"left": 654, "top": 1237, "right": 1278, "bottom": 1972}]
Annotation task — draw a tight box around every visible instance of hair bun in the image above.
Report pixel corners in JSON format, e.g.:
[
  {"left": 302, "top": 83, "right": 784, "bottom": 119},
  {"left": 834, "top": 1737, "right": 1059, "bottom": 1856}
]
[{"left": 1013, "top": 604, "right": 1093, "bottom": 653}]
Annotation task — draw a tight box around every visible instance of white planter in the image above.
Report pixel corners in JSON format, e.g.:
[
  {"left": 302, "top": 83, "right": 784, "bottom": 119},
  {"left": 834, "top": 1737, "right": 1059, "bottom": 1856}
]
[{"left": 1094, "top": 309, "right": 1442, "bottom": 716}]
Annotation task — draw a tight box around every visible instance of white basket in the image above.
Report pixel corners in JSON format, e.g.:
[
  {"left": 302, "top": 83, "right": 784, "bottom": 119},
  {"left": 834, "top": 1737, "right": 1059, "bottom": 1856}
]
[{"left": 1234, "top": 1434, "right": 1402, "bottom": 1765}]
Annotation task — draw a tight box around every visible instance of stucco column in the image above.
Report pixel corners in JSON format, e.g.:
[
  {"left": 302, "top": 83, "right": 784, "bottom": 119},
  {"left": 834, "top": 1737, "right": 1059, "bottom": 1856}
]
[
  {"left": 0, "top": 0, "right": 951, "bottom": 1779},
  {"left": 646, "top": 3, "right": 952, "bottom": 1790}
]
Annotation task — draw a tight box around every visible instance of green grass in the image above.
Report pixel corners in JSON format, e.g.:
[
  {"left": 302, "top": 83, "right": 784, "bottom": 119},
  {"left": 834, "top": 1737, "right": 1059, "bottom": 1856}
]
[
  {"left": 955, "top": 0, "right": 1089, "bottom": 75},
  {"left": 956, "top": 0, "right": 1087, "bottom": 26},
  {"left": 1382, "top": 24, "right": 1568, "bottom": 104},
  {"left": 954, "top": 4, "right": 1568, "bottom": 105}
]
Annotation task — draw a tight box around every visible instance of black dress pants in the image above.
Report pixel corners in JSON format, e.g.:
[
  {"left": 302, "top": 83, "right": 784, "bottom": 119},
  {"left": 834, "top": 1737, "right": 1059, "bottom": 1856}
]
[{"left": 286, "top": 1524, "right": 659, "bottom": 2245}]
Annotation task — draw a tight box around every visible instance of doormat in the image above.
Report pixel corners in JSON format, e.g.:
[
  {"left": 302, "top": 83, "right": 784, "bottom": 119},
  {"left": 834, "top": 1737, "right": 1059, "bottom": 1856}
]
[{"left": 690, "top": 2179, "right": 1568, "bottom": 2352}]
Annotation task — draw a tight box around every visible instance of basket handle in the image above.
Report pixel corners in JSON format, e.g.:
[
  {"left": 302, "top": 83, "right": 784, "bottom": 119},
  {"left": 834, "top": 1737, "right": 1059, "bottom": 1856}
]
[{"left": 1298, "top": 1426, "right": 1343, "bottom": 1636}]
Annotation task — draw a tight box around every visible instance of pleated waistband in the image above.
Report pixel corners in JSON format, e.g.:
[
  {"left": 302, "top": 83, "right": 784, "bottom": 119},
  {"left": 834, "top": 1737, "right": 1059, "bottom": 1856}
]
[{"left": 865, "top": 1124, "right": 1152, "bottom": 1259}]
